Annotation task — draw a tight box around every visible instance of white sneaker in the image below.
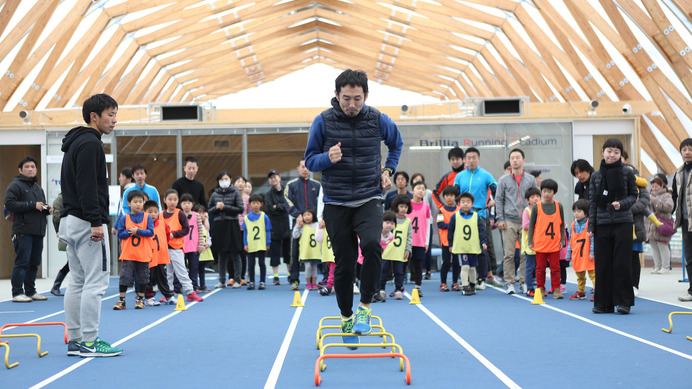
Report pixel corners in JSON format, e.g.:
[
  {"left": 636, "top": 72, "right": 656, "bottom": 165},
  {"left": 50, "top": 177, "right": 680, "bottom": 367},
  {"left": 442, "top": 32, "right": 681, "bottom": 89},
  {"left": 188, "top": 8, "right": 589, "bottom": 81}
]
[
  {"left": 12, "top": 294, "right": 32, "bottom": 303},
  {"left": 232, "top": 283, "right": 241, "bottom": 289},
  {"left": 678, "top": 293, "right": 692, "bottom": 302},
  {"left": 29, "top": 293, "right": 48, "bottom": 301},
  {"left": 650, "top": 269, "right": 661, "bottom": 274},
  {"left": 353, "top": 284, "right": 360, "bottom": 294},
  {"left": 145, "top": 298, "right": 160, "bottom": 306},
  {"left": 633, "top": 286, "right": 639, "bottom": 297},
  {"left": 519, "top": 283, "right": 527, "bottom": 294},
  {"left": 475, "top": 280, "right": 486, "bottom": 290},
  {"left": 505, "top": 283, "right": 516, "bottom": 295},
  {"left": 659, "top": 268, "right": 671, "bottom": 274}
]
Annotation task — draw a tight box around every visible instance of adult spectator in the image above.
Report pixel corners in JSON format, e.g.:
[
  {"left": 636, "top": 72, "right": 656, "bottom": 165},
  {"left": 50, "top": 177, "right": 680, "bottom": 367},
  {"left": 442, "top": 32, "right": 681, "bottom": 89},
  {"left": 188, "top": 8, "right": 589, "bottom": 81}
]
[
  {"left": 305, "top": 68, "right": 402, "bottom": 341},
  {"left": 285, "top": 159, "right": 321, "bottom": 289},
  {"left": 384, "top": 171, "right": 411, "bottom": 211},
  {"left": 263, "top": 169, "right": 291, "bottom": 285},
  {"left": 453, "top": 147, "right": 497, "bottom": 289},
  {"left": 571, "top": 159, "right": 594, "bottom": 200},
  {"left": 495, "top": 148, "right": 539, "bottom": 294},
  {"left": 433, "top": 147, "right": 464, "bottom": 209},
  {"left": 122, "top": 164, "right": 160, "bottom": 213},
  {"left": 4, "top": 156, "right": 52, "bottom": 302},
  {"left": 172, "top": 156, "right": 206, "bottom": 207},
  {"left": 673, "top": 138, "right": 692, "bottom": 302},
  {"left": 60, "top": 93, "right": 122, "bottom": 356}
]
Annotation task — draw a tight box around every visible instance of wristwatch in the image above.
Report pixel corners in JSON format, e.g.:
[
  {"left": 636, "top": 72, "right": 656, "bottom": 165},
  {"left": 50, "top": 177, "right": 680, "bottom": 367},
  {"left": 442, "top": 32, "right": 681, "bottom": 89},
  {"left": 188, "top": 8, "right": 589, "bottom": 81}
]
[{"left": 383, "top": 167, "right": 394, "bottom": 176}]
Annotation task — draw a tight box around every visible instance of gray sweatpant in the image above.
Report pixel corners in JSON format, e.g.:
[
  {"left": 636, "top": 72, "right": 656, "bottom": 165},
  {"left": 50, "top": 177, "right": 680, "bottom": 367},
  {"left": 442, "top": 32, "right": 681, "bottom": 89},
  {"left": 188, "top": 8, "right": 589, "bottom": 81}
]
[
  {"left": 59, "top": 215, "right": 110, "bottom": 343},
  {"left": 167, "top": 248, "right": 194, "bottom": 295}
]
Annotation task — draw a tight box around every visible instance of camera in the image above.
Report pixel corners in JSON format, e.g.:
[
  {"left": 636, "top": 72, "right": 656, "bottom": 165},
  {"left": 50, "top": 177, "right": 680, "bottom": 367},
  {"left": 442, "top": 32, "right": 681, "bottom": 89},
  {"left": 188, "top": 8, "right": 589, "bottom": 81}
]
[{"left": 622, "top": 103, "right": 631, "bottom": 114}]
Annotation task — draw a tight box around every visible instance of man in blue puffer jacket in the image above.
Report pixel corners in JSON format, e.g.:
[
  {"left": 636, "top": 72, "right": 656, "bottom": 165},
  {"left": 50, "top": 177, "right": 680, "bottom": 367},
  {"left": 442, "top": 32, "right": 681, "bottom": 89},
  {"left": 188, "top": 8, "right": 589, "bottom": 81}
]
[{"left": 305, "top": 69, "right": 403, "bottom": 346}]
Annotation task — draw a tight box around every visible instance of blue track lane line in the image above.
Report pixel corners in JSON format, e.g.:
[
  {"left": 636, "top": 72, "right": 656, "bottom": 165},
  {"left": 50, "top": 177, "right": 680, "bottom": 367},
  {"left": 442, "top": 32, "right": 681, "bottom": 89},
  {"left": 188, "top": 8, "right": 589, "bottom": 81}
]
[
  {"left": 487, "top": 285, "right": 692, "bottom": 361},
  {"left": 264, "top": 289, "right": 309, "bottom": 389},
  {"left": 27, "top": 288, "right": 222, "bottom": 389},
  {"left": 403, "top": 291, "right": 522, "bottom": 389}
]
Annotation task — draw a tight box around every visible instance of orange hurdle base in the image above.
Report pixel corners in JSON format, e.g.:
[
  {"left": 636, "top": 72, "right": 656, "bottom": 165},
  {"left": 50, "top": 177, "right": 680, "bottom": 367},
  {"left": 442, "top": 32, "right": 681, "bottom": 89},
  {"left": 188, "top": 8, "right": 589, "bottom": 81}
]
[{"left": 314, "top": 352, "right": 411, "bottom": 386}]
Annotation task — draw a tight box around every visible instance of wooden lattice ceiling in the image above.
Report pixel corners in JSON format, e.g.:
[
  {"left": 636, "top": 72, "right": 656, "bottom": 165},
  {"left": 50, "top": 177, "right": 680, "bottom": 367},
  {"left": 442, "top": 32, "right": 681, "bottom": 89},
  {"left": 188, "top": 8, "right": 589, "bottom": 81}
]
[{"left": 0, "top": 0, "right": 691, "bottom": 174}]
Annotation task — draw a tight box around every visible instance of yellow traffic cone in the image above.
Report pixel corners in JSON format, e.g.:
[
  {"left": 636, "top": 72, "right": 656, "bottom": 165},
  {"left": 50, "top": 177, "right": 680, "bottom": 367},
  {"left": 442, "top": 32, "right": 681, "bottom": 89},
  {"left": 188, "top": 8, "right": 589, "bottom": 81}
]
[
  {"left": 409, "top": 288, "right": 421, "bottom": 304},
  {"left": 290, "top": 291, "right": 304, "bottom": 307},
  {"left": 532, "top": 288, "right": 545, "bottom": 305},
  {"left": 174, "top": 294, "right": 187, "bottom": 311}
]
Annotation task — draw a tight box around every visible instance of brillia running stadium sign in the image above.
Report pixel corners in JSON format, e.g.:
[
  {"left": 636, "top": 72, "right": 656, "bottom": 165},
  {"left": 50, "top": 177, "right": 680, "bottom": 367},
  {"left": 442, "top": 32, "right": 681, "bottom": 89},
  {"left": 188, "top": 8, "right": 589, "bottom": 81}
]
[{"left": 415, "top": 135, "right": 560, "bottom": 148}]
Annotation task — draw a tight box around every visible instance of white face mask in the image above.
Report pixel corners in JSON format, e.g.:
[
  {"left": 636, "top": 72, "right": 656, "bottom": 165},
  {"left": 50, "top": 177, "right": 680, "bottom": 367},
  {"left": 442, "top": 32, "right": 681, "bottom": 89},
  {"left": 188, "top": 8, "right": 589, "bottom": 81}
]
[{"left": 219, "top": 181, "right": 231, "bottom": 189}]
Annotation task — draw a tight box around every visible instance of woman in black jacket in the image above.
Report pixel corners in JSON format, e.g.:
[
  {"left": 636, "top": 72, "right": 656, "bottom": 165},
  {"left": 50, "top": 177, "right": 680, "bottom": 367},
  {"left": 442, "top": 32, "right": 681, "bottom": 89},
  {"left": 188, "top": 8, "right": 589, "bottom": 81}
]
[
  {"left": 588, "top": 138, "right": 638, "bottom": 314},
  {"left": 208, "top": 171, "right": 244, "bottom": 289}
]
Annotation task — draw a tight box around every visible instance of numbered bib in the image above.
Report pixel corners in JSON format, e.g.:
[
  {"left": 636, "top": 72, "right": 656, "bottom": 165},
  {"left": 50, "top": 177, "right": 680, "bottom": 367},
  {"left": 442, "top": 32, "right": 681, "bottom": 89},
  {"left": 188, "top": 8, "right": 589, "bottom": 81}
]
[
  {"left": 383, "top": 218, "right": 409, "bottom": 262},
  {"left": 451, "top": 211, "right": 481, "bottom": 254},
  {"left": 321, "top": 232, "right": 335, "bottom": 263},
  {"left": 120, "top": 213, "right": 153, "bottom": 263},
  {"left": 245, "top": 212, "right": 267, "bottom": 253},
  {"left": 299, "top": 224, "right": 322, "bottom": 260}
]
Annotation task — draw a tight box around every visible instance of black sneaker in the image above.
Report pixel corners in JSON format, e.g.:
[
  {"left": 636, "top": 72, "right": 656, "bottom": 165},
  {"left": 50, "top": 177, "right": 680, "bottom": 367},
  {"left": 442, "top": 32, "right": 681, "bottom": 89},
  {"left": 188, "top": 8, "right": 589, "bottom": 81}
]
[
  {"left": 319, "top": 286, "right": 332, "bottom": 296},
  {"left": 258, "top": 282, "right": 266, "bottom": 290},
  {"left": 592, "top": 306, "right": 615, "bottom": 314},
  {"left": 67, "top": 340, "right": 80, "bottom": 356},
  {"left": 424, "top": 271, "right": 431, "bottom": 280},
  {"left": 372, "top": 290, "right": 386, "bottom": 303},
  {"left": 247, "top": 282, "right": 255, "bottom": 290},
  {"left": 617, "top": 305, "right": 630, "bottom": 314}
]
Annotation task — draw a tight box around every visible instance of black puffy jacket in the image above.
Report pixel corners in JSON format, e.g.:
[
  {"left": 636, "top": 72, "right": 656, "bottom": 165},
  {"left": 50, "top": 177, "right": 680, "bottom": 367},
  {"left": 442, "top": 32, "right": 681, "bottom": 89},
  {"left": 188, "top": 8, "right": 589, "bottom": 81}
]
[
  {"left": 263, "top": 185, "right": 290, "bottom": 240},
  {"left": 4, "top": 174, "right": 49, "bottom": 236},
  {"left": 587, "top": 165, "right": 638, "bottom": 233}
]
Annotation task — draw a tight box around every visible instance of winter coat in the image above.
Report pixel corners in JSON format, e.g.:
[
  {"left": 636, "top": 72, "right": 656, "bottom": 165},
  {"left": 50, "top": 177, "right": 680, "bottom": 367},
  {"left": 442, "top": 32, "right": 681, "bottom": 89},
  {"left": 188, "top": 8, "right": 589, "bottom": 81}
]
[
  {"left": 4, "top": 174, "right": 49, "bottom": 236},
  {"left": 207, "top": 186, "right": 243, "bottom": 222},
  {"left": 646, "top": 187, "right": 674, "bottom": 242},
  {"left": 587, "top": 165, "right": 638, "bottom": 232},
  {"left": 631, "top": 184, "right": 650, "bottom": 242},
  {"left": 263, "top": 185, "right": 291, "bottom": 240}
]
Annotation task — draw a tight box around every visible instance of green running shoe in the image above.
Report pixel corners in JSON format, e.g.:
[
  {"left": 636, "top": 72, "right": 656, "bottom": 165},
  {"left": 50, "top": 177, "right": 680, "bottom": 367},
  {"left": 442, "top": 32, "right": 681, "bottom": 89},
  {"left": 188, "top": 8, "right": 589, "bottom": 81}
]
[
  {"left": 340, "top": 315, "right": 359, "bottom": 350},
  {"left": 353, "top": 306, "right": 372, "bottom": 335},
  {"left": 78, "top": 337, "right": 123, "bottom": 357}
]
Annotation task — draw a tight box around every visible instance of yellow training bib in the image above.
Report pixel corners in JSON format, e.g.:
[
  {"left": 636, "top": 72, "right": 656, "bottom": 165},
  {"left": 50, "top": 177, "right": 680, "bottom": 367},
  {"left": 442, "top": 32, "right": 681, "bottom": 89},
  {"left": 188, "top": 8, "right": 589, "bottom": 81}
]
[
  {"left": 383, "top": 218, "right": 409, "bottom": 262},
  {"left": 321, "top": 232, "right": 335, "bottom": 263},
  {"left": 245, "top": 212, "right": 267, "bottom": 253},
  {"left": 451, "top": 211, "right": 481, "bottom": 254},
  {"left": 299, "top": 224, "right": 321, "bottom": 260}
]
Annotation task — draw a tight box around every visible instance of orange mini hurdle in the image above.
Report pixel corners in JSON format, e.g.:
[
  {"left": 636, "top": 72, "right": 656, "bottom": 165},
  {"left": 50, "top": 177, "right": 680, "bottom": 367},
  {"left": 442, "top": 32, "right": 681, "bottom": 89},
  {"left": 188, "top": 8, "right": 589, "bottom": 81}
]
[
  {"left": 314, "top": 352, "right": 411, "bottom": 386},
  {"left": 0, "top": 322, "right": 68, "bottom": 344}
]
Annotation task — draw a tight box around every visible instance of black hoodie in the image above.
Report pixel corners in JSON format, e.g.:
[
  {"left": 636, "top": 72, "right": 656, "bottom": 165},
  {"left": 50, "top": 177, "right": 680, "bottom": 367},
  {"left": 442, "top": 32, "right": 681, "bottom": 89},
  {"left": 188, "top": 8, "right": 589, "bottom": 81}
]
[
  {"left": 3, "top": 174, "right": 49, "bottom": 236},
  {"left": 60, "top": 126, "right": 109, "bottom": 227}
]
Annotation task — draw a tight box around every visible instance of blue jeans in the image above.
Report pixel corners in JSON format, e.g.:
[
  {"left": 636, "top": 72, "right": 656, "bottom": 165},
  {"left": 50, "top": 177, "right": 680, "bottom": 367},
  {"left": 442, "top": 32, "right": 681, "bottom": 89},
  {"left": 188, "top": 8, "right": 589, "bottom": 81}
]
[
  {"left": 524, "top": 254, "right": 536, "bottom": 290},
  {"left": 11, "top": 234, "right": 44, "bottom": 297}
]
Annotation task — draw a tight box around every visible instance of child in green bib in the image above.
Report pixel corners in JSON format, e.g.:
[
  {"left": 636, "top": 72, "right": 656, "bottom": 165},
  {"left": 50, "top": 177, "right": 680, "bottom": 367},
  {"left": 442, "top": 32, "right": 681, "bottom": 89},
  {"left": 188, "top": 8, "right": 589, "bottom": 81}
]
[
  {"left": 242, "top": 194, "right": 272, "bottom": 290},
  {"left": 448, "top": 192, "right": 488, "bottom": 296},
  {"left": 292, "top": 208, "right": 321, "bottom": 290}
]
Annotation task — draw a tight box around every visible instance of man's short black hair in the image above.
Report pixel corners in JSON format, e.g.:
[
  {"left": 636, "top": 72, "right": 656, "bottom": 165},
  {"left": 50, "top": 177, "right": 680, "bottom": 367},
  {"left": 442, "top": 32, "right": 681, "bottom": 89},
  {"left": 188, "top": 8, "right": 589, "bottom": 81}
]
[
  {"left": 391, "top": 194, "right": 412, "bottom": 214},
  {"left": 144, "top": 200, "right": 159, "bottom": 211},
  {"left": 335, "top": 69, "right": 368, "bottom": 95},
  {"left": 459, "top": 192, "right": 475, "bottom": 203},
  {"left": 465, "top": 147, "right": 480, "bottom": 157},
  {"left": 184, "top": 156, "right": 198, "bottom": 165},
  {"left": 393, "top": 171, "right": 409, "bottom": 184},
  {"left": 524, "top": 187, "right": 541, "bottom": 200},
  {"left": 18, "top": 156, "right": 37, "bottom": 169},
  {"left": 540, "top": 179, "right": 558, "bottom": 193},
  {"left": 680, "top": 138, "right": 692, "bottom": 151},
  {"left": 441, "top": 185, "right": 457, "bottom": 198},
  {"left": 504, "top": 161, "right": 511, "bottom": 170},
  {"left": 570, "top": 159, "right": 594, "bottom": 176},
  {"left": 383, "top": 210, "right": 397, "bottom": 225},
  {"left": 120, "top": 167, "right": 132, "bottom": 180},
  {"left": 132, "top": 163, "right": 147, "bottom": 175},
  {"left": 127, "top": 189, "right": 146, "bottom": 203},
  {"left": 530, "top": 170, "right": 541, "bottom": 179},
  {"left": 572, "top": 199, "right": 590, "bottom": 213},
  {"left": 448, "top": 147, "right": 463, "bottom": 160},
  {"left": 509, "top": 148, "right": 525, "bottom": 159},
  {"left": 82, "top": 93, "right": 117, "bottom": 124},
  {"left": 249, "top": 193, "right": 264, "bottom": 203}
]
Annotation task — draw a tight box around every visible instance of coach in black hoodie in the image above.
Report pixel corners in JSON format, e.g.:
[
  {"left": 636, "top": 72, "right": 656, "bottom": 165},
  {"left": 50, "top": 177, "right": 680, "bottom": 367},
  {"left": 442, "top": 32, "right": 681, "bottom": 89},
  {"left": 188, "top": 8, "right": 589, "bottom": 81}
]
[{"left": 59, "top": 93, "right": 122, "bottom": 357}]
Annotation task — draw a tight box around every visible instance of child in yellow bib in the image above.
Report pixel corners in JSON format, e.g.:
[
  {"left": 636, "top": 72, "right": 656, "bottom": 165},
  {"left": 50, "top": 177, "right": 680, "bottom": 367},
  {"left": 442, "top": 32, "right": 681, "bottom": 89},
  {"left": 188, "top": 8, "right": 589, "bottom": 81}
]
[
  {"left": 374, "top": 211, "right": 409, "bottom": 301},
  {"left": 448, "top": 192, "right": 488, "bottom": 296},
  {"left": 521, "top": 187, "right": 541, "bottom": 297},
  {"left": 316, "top": 219, "right": 336, "bottom": 295},
  {"left": 242, "top": 194, "right": 272, "bottom": 290},
  {"left": 292, "top": 208, "right": 321, "bottom": 290}
]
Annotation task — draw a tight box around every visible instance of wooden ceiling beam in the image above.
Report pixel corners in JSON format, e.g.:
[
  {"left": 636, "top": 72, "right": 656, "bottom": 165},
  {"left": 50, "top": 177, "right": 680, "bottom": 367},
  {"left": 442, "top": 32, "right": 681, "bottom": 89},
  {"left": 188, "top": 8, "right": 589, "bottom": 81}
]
[
  {"left": 435, "top": 0, "right": 506, "bottom": 27},
  {"left": 125, "top": 64, "right": 163, "bottom": 105},
  {"left": 111, "top": 55, "right": 152, "bottom": 103},
  {"left": 0, "top": 0, "right": 54, "bottom": 61},
  {"left": 479, "top": 47, "right": 524, "bottom": 97},
  {"left": 563, "top": 0, "right": 643, "bottom": 101},
  {"left": 644, "top": 113, "right": 686, "bottom": 152},
  {"left": 120, "top": 0, "right": 216, "bottom": 32},
  {"left": 94, "top": 40, "right": 140, "bottom": 95},
  {"left": 106, "top": 0, "right": 181, "bottom": 16},
  {"left": 470, "top": 57, "right": 507, "bottom": 96},
  {"left": 488, "top": 36, "right": 541, "bottom": 101},
  {"left": 640, "top": 118, "right": 676, "bottom": 174},
  {"left": 501, "top": 23, "right": 556, "bottom": 101},
  {"left": 0, "top": 0, "right": 59, "bottom": 110},
  {"left": 0, "top": 0, "right": 22, "bottom": 39},
  {"left": 454, "top": 73, "right": 480, "bottom": 98},
  {"left": 46, "top": 13, "right": 118, "bottom": 108}
]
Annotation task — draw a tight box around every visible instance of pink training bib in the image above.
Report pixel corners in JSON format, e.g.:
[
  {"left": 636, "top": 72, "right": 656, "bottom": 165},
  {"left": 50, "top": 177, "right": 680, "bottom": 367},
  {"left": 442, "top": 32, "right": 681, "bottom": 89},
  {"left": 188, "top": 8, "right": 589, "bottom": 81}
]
[
  {"left": 408, "top": 201, "right": 430, "bottom": 248},
  {"left": 183, "top": 212, "right": 199, "bottom": 253}
]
